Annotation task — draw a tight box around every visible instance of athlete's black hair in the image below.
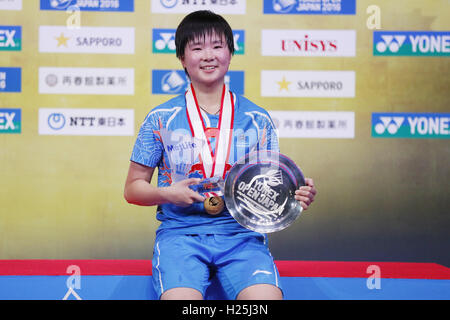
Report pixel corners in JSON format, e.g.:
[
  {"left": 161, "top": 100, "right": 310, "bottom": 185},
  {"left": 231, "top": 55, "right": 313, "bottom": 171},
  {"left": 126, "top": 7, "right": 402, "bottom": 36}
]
[{"left": 175, "top": 10, "right": 235, "bottom": 59}]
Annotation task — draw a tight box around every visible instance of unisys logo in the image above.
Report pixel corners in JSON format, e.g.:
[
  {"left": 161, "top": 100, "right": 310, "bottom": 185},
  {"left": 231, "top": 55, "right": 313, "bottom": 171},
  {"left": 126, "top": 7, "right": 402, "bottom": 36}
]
[
  {"left": 281, "top": 34, "right": 337, "bottom": 52},
  {"left": 262, "top": 29, "right": 356, "bottom": 57}
]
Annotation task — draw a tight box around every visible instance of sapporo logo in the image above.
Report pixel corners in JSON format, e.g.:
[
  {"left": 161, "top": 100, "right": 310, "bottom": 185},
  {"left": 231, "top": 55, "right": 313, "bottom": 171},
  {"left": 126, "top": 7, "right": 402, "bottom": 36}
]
[
  {"left": 261, "top": 70, "right": 355, "bottom": 98},
  {"left": 39, "top": 26, "right": 135, "bottom": 54},
  {"left": 374, "top": 31, "right": 450, "bottom": 56},
  {"left": 0, "top": 26, "right": 21, "bottom": 51},
  {"left": 372, "top": 113, "right": 450, "bottom": 139}
]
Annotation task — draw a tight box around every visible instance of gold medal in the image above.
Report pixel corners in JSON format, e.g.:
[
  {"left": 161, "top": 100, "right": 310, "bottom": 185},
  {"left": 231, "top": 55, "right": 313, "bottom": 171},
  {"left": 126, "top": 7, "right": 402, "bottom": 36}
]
[{"left": 204, "top": 196, "right": 225, "bottom": 215}]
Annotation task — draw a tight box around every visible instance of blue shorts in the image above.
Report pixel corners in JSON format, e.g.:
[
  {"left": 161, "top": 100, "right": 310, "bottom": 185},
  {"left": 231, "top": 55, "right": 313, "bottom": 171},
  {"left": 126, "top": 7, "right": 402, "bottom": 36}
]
[{"left": 152, "top": 232, "right": 283, "bottom": 300}]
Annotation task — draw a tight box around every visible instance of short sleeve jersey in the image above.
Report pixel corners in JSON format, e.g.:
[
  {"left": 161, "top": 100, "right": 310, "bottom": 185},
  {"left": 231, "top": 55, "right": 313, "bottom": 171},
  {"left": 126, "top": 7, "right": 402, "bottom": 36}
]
[{"left": 131, "top": 92, "right": 279, "bottom": 236}]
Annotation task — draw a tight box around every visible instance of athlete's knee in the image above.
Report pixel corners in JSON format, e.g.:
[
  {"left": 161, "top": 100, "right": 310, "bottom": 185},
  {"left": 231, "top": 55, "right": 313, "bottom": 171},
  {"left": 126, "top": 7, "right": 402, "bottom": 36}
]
[
  {"left": 160, "top": 287, "right": 204, "bottom": 300},
  {"left": 236, "top": 284, "right": 283, "bottom": 300}
]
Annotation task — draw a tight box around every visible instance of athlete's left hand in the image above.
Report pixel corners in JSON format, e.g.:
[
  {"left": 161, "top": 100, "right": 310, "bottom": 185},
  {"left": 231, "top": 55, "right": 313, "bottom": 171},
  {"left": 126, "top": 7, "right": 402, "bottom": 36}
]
[{"left": 294, "top": 178, "right": 316, "bottom": 211}]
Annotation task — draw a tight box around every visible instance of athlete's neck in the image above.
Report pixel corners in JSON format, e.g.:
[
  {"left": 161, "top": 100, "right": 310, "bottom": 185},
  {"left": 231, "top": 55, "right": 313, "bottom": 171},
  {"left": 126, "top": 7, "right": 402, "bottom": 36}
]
[{"left": 191, "top": 81, "right": 224, "bottom": 115}]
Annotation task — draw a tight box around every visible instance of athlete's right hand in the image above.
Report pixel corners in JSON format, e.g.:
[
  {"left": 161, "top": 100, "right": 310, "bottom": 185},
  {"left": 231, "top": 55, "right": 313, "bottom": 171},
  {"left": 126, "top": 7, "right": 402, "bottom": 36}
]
[{"left": 164, "top": 178, "right": 206, "bottom": 207}]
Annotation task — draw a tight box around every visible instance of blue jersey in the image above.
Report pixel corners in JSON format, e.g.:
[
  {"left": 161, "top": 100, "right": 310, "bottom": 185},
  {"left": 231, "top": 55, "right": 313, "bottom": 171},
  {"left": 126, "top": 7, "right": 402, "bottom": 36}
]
[{"left": 130, "top": 92, "right": 279, "bottom": 236}]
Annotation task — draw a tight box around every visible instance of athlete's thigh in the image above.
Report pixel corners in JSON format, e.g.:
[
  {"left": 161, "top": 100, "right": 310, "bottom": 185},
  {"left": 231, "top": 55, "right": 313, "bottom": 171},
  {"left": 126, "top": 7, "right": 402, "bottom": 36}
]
[
  {"left": 152, "top": 233, "right": 211, "bottom": 299},
  {"left": 214, "top": 233, "right": 283, "bottom": 300}
]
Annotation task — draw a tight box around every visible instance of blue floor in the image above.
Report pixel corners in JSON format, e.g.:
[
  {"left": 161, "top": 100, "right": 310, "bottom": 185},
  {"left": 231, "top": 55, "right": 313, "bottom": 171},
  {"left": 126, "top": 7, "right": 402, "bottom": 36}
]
[{"left": 0, "top": 275, "right": 449, "bottom": 300}]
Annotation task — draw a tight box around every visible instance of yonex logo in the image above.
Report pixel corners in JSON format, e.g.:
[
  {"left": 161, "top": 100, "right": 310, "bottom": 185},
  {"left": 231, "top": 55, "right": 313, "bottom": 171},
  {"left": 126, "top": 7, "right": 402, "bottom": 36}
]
[
  {"left": 0, "top": 26, "right": 21, "bottom": 51},
  {"left": 374, "top": 116, "right": 404, "bottom": 135},
  {"left": 375, "top": 35, "right": 406, "bottom": 53},
  {"left": 233, "top": 30, "right": 245, "bottom": 54},
  {"left": 0, "top": 112, "right": 16, "bottom": 129},
  {"left": 374, "top": 31, "right": 450, "bottom": 56},
  {"left": 153, "top": 29, "right": 244, "bottom": 55},
  {"left": 0, "top": 109, "right": 21, "bottom": 133},
  {"left": 152, "top": 29, "right": 176, "bottom": 53},
  {"left": 372, "top": 113, "right": 449, "bottom": 139},
  {"left": 155, "top": 32, "right": 175, "bottom": 51}
]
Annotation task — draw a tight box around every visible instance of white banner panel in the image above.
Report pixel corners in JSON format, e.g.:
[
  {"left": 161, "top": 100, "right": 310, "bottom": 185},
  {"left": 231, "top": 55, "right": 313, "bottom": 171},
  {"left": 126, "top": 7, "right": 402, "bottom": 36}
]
[
  {"left": 269, "top": 111, "right": 355, "bottom": 138},
  {"left": 261, "top": 70, "right": 355, "bottom": 97},
  {"left": 261, "top": 29, "right": 356, "bottom": 56},
  {"left": 39, "top": 108, "right": 134, "bottom": 136},
  {"left": 151, "top": 0, "right": 246, "bottom": 14},
  {"left": 0, "top": 0, "right": 22, "bottom": 10},
  {"left": 39, "top": 67, "right": 134, "bottom": 95},
  {"left": 39, "top": 26, "right": 135, "bottom": 54}
]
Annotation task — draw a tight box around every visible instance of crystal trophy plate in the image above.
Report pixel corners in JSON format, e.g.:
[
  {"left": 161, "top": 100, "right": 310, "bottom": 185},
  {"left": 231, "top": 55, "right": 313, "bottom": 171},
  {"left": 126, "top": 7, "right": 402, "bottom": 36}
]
[{"left": 190, "top": 150, "right": 305, "bottom": 233}]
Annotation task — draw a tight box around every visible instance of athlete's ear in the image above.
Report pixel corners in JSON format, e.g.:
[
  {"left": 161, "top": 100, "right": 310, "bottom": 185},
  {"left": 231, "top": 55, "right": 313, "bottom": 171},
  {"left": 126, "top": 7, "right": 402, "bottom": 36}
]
[
  {"left": 180, "top": 56, "right": 187, "bottom": 70},
  {"left": 179, "top": 56, "right": 190, "bottom": 79},
  {"left": 184, "top": 68, "right": 190, "bottom": 79}
]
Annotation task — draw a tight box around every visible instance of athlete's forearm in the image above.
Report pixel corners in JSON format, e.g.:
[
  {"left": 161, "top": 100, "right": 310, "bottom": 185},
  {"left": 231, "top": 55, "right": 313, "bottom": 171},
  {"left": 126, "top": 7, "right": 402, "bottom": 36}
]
[
  {"left": 125, "top": 177, "right": 206, "bottom": 208},
  {"left": 124, "top": 179, "right": 169, "bottom": 207}
]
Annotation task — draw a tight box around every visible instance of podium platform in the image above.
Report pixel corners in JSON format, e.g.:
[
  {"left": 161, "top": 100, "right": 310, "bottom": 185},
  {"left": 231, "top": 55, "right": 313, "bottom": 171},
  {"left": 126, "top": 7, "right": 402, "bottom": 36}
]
[{"left": 0, "top": 260, "right": 449, "bottom": 300}]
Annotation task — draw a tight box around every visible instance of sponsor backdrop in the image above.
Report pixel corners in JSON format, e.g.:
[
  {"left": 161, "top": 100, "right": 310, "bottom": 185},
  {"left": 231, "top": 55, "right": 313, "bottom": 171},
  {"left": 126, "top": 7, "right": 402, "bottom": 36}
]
[{"left": 0, "top": 0, "right": 449, "bottom": 267}]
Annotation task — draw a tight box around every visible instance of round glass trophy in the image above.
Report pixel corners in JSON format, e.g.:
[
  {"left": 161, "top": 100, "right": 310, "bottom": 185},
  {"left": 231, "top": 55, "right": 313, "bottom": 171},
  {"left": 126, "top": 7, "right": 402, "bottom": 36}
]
[{"left": 223, "top": 150, "right": 306, "bottom": 233}]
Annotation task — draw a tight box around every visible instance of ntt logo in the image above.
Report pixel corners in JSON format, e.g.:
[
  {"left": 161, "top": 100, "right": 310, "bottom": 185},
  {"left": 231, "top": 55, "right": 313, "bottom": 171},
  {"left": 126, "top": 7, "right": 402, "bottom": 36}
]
[
  {"left": 48, "top": 113, "right": 66, "bottom": 130},
  {"left": 160, "top": 0, "right": 177, "bottom": 9}
]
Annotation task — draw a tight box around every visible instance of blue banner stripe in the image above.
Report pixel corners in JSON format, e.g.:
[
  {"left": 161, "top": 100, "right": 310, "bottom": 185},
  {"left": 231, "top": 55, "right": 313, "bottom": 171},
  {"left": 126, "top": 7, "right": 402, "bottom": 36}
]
[
  {"left": 0, "top": 67, "right": 21, "bottom": 92},
  {"left": 152, "top": 70, "right": 244, "bottom": 95},
  {"left": 40, "top": 0, "right": 134, "bottom": 12},
  {"left": 263, "top": 0, "right": 356, "bottom": 15}
]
